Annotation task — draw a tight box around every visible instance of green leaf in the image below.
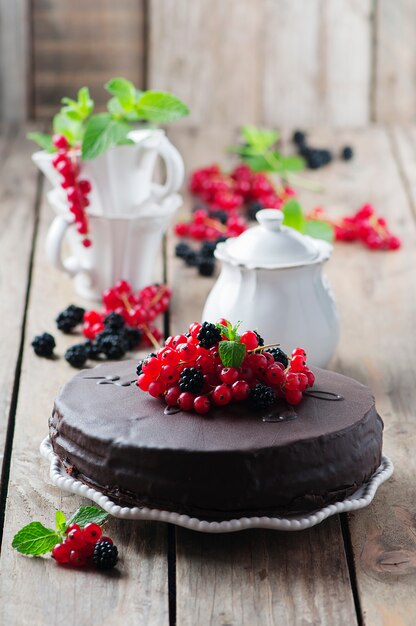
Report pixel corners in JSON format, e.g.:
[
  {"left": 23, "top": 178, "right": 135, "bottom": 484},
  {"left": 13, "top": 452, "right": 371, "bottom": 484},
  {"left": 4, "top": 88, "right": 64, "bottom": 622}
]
[
  {"left": 107, "top": 96, "right": 125, "bottom": 117},
  {"left": 218, "top": 340, "right": 246, "bottom": 368},
  {"left": 135, "top": 91, "right": 189, "bottom": 123},
  {"left": 282, "top": 199, "right": 306, "bottom": 232},
  {"left": 68, "top": 506, "right": 108, "bottom": 528},
  {"left": 105, "top": 77, "right": 136, "bottom": 110},
  {"left": 276, "top": 155, "right": 305, "bottom": 174},
  {"left": 242, "top": 154, "right": 275, "bottom": 172},
  {"left": 81, "top": 113, "right": 131, "bottom": 160},
  {"left": 77, "top": 86, "right": 94, "bottom": 117},
  {"left": 27, "top": 132, "right": 55, "bottom": 152},
  {"left": 55, "top": 510, "right": 66, "bottom": 534},
  {"left": 304, "top": 219, "right": 334, "bottom": 242},
  {"left": 53, "top": 112, "right": 83, "bottom": 144},
  {"left": 241, "top": 125, "right": 278, "bottom": 150},
  {"left": 12, "top": 522, "right": 61, "bottom": 556}
]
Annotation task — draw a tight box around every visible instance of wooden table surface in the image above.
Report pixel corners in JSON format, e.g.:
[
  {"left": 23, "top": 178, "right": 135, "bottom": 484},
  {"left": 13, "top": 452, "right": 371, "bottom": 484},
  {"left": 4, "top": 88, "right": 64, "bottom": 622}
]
[{"left": 0, "top": 125, "right": 415, "bottom": 626}]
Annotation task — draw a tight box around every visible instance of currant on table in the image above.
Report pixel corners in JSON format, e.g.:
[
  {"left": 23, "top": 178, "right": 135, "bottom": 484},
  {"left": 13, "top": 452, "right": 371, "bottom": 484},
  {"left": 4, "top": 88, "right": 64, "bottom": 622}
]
[{"left": 137, "top": 320, "right": 315, "bottom": 414}]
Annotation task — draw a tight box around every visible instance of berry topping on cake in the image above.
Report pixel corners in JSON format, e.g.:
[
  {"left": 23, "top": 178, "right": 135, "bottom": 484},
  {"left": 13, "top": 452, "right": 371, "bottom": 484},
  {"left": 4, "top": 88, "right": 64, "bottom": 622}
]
[{"left": 136, "top": 320, "right": 314, "bottom": 414}]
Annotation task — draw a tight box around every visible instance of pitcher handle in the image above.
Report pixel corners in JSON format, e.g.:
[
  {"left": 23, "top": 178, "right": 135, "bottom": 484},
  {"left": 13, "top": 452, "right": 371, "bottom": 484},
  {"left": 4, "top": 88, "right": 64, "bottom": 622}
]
[
  {"left": 151, "top": 135, "right": 184, "bottom": 201},
  {"left": 46, "top": 216, "right": 85, "bottom": 277}
]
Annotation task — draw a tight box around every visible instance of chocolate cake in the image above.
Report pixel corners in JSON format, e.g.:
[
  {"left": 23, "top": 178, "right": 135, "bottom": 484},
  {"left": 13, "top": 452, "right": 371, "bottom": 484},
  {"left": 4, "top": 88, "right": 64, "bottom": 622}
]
[{"left": 49, "top": 360, "right": 383, "bottom": 520}]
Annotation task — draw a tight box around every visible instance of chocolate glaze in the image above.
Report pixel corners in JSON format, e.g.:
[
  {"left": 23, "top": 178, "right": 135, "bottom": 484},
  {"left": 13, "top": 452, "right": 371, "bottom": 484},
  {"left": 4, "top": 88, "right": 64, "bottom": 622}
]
[{"left": 49, "top": 361, "right": 383, "bottom": 520}]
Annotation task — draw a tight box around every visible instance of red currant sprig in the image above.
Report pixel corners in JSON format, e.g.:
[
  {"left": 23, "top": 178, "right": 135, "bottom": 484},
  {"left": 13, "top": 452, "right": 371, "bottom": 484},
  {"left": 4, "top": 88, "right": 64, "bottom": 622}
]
[{"left": 52, "top": 134, "right": 92, "bottom": 248}]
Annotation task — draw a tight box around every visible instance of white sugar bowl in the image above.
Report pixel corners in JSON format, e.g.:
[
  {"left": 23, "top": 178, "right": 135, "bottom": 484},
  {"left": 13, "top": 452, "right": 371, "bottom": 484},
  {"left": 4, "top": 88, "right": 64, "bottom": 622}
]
[{"left": 202, "top": 209, "right": 339, "bottom": 367}]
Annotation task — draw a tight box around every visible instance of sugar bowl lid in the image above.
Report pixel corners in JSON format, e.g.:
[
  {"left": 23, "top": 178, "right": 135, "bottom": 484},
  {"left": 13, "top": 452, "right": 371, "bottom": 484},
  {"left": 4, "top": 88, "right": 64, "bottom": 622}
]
[{"left": 219, "top": 209, "right": 324, "bottom": 269}]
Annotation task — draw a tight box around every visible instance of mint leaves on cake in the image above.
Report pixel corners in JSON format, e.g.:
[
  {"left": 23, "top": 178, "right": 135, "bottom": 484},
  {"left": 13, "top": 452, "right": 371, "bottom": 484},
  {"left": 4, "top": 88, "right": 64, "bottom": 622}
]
[{"left": 136, "top": 319, "right": 315, "bottom": 414}]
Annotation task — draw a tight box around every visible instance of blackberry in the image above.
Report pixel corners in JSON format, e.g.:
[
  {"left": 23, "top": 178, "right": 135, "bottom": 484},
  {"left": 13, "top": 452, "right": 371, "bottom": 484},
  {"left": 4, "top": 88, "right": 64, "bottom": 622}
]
[
  {"left": 197, "top": 321, "right": 222, "bottom": 349},
  {"left": 248, "top": 201, "right": 264, "bottom": 221},
  {"left": 84, "top": 340, "right": 102, "bottom": 360},
  {"left": 65, "top": 344, "right": 88, "bottom": 368},
  {"left": 341, "top": 146, "right": 354, "bottom": 161},
  {"left": 92, "top": 540, "right": 118, "bottom": 570},
  {"left": 31, "top": 332, "right": 55, "bottom": 358},
  {"left": 184, "top": 250, "right": 199, "bottom": 267},
  {"left": 200, "top": 240, "right": 218, "bottom": 258},
  {"left": 264, "top": 347, "right": 289, "bottom": 368},
  {"left": 209, "top": 210, "right": 228, "bottom": 225},
  {"left": 175, "top": 241, "right": 191, "bottom": 259},
  {"left": 99, "top": 335, "right": 127, "bottom": 360},
  {"left": 254, "top": 330, "right": 264, "bottom": 347},
  {"left": 56, "top": 305, "right": 85, "bottom": 333},
  {"left": 179, "top": 367, "right": 204, "bottom": 393},
  {"left": 136, "top": 352, "right": 156, "bottom": 376},
  {"left": 198, "top": 258, "right": 216, "bottom": 277},
  {"left": 249, "top": 383, "right": 276, "bottom": 410},
  {"left": 292, "top": 130, "right": 306, "bottom": 146},
  {"left": 103, "top": 312, "right": 125, "bottom": 332},
  {"left": 123, "top": 326, "right": 142, "bottom": 350}
]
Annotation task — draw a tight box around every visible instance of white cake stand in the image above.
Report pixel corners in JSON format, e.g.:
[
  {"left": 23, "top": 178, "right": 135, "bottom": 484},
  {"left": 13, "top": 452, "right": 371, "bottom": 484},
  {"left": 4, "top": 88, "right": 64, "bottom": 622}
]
[{"left": 40, "top": 437, "right": 393, "bottom": 533}]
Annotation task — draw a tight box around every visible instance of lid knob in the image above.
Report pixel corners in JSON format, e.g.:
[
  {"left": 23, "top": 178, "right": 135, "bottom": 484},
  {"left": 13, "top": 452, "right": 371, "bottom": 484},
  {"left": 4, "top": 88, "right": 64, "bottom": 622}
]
[{"left": 256, "top": 209, "right": 284, "bottom": 232}]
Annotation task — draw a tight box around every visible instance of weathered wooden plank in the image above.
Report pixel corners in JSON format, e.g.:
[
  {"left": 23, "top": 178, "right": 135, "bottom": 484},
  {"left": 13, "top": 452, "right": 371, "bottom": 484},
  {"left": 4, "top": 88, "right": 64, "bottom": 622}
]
[
  {"left": 294, "top": 127, "right": 416, "bottom": 626},
  {"left": 167, "top": 129, "right": 358, "bottom": 626},
  {"left": 150, "top": 0, "right": 372, "bottom": 128},
  {"left": 0, "top": 187, "right": 169, "bottom": 626},
  {"left": 148, "top": 0, "right": 264, "bottom": 127},
  {"left": 374, "top": 1, "right": 416, "bottom": 123},
  {"left": 32, "top": 0, "right": 145, "bottom": 120},
  {"left": 0, "top": 128, "right": 39, "bottom": 482},
  {"left": 0, "top": 0, "right": 29, "bottom": 122}
]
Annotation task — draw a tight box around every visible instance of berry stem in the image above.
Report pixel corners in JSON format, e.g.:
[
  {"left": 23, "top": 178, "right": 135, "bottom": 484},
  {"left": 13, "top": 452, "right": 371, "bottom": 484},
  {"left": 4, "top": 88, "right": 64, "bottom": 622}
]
[
  {"left": 141, "top": 323, "right": 162, "bottom": 350},
  {"left": 249, "top": 342, "right": 281, "bottom": 353},
  {"left": 120, "top": 294, "right": 133, "bottom": 313},
  {"left": 204, "top": 217, "right": 227, "bottom": 233},
  {"left": 149, "top": 285, "right": 167, "bottom": 307}
]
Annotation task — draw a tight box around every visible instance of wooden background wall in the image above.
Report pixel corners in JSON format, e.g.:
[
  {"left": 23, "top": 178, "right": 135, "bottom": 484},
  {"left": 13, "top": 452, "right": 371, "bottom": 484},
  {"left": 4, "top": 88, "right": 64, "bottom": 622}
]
[{"left": 0, "top": 0, "right": 415, "bottom": 126}]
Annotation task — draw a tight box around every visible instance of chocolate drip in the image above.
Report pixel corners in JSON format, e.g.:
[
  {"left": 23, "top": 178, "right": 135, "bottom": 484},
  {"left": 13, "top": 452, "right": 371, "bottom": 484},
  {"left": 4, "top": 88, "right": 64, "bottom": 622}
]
[
  {"left": 83, "top": 374, "right": 136, "bottom": 387},
  {"left": 303, "top": 389, "right": 344, "bottom": 401}
]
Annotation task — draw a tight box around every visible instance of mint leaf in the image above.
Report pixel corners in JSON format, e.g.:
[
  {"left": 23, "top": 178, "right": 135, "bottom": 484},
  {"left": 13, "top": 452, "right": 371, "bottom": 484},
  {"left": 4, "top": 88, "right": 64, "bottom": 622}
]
[
  {"left": 275, "top": 155, "right": 305, "bottom": 174},
  {"left": 304, "top": 219, "right": 334, "bottom": 242},
  {"left": 53, "top": 112, "right": 83, "bottom": 144},
  {"left": 55, "top": 510, "right": 66, "bottom": 534},
  {"left": 82, "top": 113, "right": 130, "bottom": 160},
  {"left": 241, "top": 126, "right": 278, "bottom": 150},
  {"left": 219, "top": 340, "right": 246, "bottom": 368},
  {"left": 69, "top": 506, "right": 108, "bottom": 528},
  {"left": 282, "top": 199, "right": 305, "bottom": 232},
  {"left": 27, "top": 132, "right": 55, "bottom": 152},
  {"left": 136, "top": 91, "right": 189, "bottom": 123},
  {"left": 105, "top": 77, "right": 136, "bottom": 110},
  {"left": 12, "top": 522, "right": 61, "bottom": 556}
]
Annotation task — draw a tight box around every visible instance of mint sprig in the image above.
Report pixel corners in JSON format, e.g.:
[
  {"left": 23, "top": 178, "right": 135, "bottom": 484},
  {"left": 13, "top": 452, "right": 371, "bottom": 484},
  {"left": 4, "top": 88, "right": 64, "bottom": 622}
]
[
  {"left": 27, "top": 77, "right": 189, "bottom": 160},
  {"left": 12, "top": 522, "right": 61, "bottom": 556},
  {"left": 282, "top": 198, "right": 334, "bottom": 242},
  {"left": 215, "top": 321, "right": 246, "bottom": 368},
  {"left": 12, "top": 506, "right": 108, "bottom": 557}
]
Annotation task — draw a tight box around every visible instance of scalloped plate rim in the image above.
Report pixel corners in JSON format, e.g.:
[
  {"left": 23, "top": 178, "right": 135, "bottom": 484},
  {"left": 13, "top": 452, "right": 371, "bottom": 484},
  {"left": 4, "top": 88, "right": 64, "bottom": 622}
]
[{"left": 40, "top": 436, "right": 393, "bottom": 533}]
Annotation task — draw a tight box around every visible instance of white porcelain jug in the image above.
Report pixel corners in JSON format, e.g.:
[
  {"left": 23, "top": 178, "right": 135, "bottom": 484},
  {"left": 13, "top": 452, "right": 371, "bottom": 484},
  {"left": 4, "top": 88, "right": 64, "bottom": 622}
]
[
  {"left": 46, "top": 190, "right": 181, "bottom": 300},
  {"left": 32, "top": 129, "right": 184, "bottom": 215},
  {"left": 202, "top": 209, "right": 339, "bottom": 367}
]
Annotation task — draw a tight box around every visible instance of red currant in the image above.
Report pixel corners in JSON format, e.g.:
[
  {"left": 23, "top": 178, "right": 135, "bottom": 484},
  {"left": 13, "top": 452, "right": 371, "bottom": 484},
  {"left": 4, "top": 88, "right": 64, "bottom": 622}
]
[
  {"left": 52, "top": 542, "right": 71, "bottom": 564},
  {"left": 142, "top": 357, "right": 162, "bottom": 377},
  {"left": 148, "top": 380, "right": 165, "bottom": 398},
  {"left": 219, "top": 367, "right": 239, "bottom": 385},
  {"left": 266, "top": 364, "right": 285, "bottom": 385},
  {"left": 82, "top": 522, "right": 102, "bottom": 544},
  {"left": 240, "top": 331, "right": 259, "bottom": 350},
  {"left": 178, "top": 392, "right": 195, "bottom": 411},
  {"left": 66, "top": 528, "right": 86, "bottom": 550},
  {"left": 285, "top": 390, "right": 303, "bottom": 405},
  {"left": 231, "top": 380, "right": 250, "bottom": 401},
  {"left": 65, "top": 523, "right": 81, "bottom": 535},
  {"left": 194, "top": 395, "right": 211, "bottom": 414},
  {"left": 160, "top": 365, "right": 180, "bottom": 384},
  {"left": 69, "top": 550, "right": 87, "bottom": 567},
  {"left": 165, "top": 386, "right": 181, "bottom": 406},
  {"left": 212, "top": 385, "right": 232, "bottom": 406},
  {"left": 290, "top": 355, "right": 306, "bottom": 372},
  {"left": 52, "top": 134, "right": 69, "bottom": 150},
  {"left": 137, "top": 374, "right": 152, "bottom": 392}
]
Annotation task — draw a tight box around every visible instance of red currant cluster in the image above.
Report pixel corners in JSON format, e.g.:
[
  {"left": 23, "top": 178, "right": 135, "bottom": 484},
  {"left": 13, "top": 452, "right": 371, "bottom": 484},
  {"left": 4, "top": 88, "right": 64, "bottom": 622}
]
[
  {"left": 51, "top": 134, "right": 92, "bottom": 248},
  {"left": 83, "top": 280, "right": 170, "bottom": 348},
  {"left": 52, "top": 523, "right": 117, "bottom": 569},
  {"left": 189, "top": 164, "right": 292, "bottom": 212},
  {"left": 309, "top": 205, "right": 401, "bottom": 251},
  {"left": 137, "top": 321, "right": 314, "bottom": 415},
  {"left": 175, "top": 207, "right": 247, "bottom": 241}
]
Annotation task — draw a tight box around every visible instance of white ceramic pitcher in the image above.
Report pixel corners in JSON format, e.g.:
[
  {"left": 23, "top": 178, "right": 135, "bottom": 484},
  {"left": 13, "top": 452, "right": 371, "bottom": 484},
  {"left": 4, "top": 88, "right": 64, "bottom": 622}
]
[
  {"left": 46, "top": 190, "right": 181, "bottom": 300},
  {"left": 32, "top": 129, "right": 184, "bottom": 215}
]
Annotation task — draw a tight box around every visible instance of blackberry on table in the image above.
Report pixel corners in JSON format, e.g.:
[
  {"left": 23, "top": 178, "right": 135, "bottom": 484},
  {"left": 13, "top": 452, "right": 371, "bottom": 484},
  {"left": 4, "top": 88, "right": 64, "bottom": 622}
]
[
  {"left": 93, "top": 540, "right": 118, "bottom": 570},
  {"left": 292, "top": 130, "right": 306, "bottom": 146},
  {"left": 249, "top": 383, "right": 276, "bottom": 410},
  {"left": 103, "top": 312, "right": 125, "bottom": 332},
  {"left": 341, "top": 146, "right": 354, "bottom": 161},
  {"left": 99, "top": 335, "right": 127, "bottom": 360},
  {"left": 200, "top": 240, "right": 218, "bottom": 258},
  {"left": 198, "top": 257, "right": 216, "bottom": 277},
  {"left": 197, "top": 321, "right": 222, "bottom": 349},
  {"left": 264, "top": 347, "right": 289, "bottom": 368},
  {"left": 65, "top": 344, "right": 88, "bottom": 368},
  {"left": 184, "top": 250, "right": 200, "bottom": 267},
  {"left": 179, "top": 367, "right": 204, "bottom": 393},
  {"left": 31, "top": 332, "right": 55, "bottom": 358},
  {"left": 56, "top": 305, "right": 85, "bottom": 333},
  {"left": 175, "top": 242, "right": 191, "bottom": 259},
  {"left": 84, "top": 340, "right": 102, "bottom": 360}
]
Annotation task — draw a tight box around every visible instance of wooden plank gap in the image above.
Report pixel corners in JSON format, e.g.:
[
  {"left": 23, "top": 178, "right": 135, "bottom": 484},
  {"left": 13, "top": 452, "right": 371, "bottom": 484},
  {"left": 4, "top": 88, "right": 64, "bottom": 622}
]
[
  {"left": 386, "top": 126, "right": 416, "bottom": 220},
  {"left": 168, "top": 524, "right": 177, "bottom": 626},
  {"left": 0, "top": 172, "right": 43, "bottom": 551},
  {"left": 340, "top": 514, "right": 364, "bottom": 626}
]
